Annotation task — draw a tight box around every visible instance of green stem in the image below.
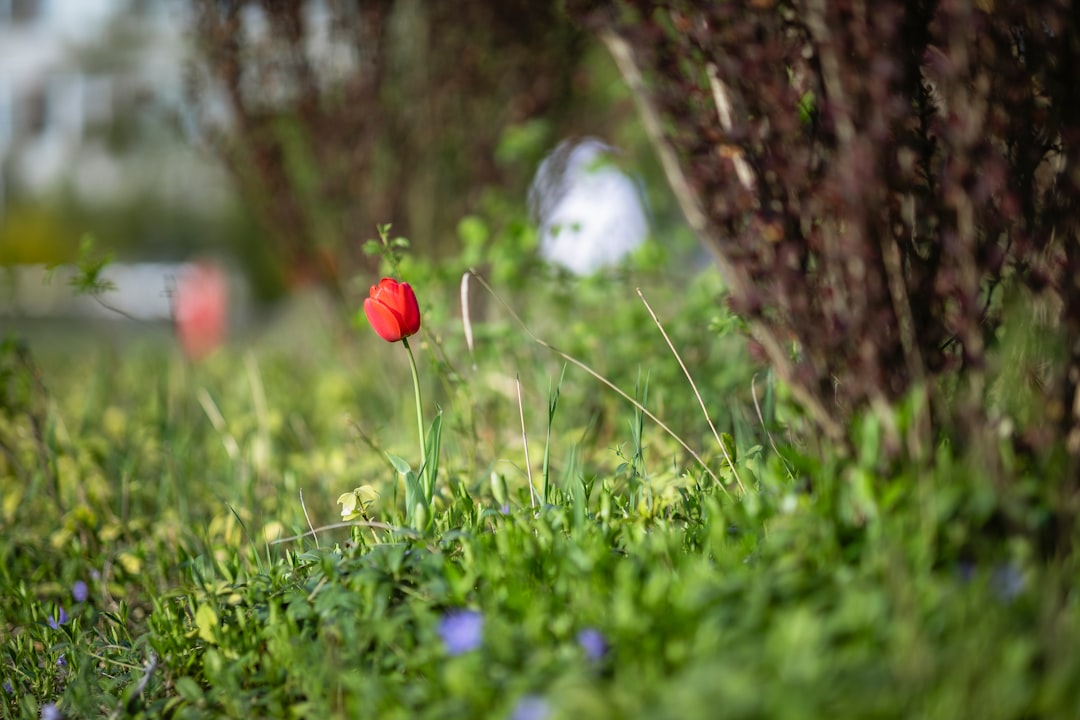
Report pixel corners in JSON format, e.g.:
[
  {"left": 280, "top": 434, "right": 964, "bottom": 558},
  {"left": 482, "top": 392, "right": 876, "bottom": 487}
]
[{"left": 402, "top": 337, "right": 427, "bottom": 487}]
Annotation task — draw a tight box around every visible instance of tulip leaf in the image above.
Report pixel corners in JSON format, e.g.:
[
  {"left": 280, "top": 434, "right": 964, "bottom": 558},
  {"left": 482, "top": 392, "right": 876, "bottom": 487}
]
[
  {"left": 403, "top": 469, "right": 422, "bottom": 528},
  {"left": 423, "top": 410, "right": 443, "bottom": 506},
  {"left": 386, "top": 453, "right": 413, "bottom": 477},
  {"left": 388, "top": 452, "right": 425, "bottom": 528}
]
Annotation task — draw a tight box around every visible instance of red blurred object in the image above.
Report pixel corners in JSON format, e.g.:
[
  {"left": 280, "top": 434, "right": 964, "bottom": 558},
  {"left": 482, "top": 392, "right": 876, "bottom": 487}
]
[{"left": 174, "top": 262, "right": 228, "bottom": 360}]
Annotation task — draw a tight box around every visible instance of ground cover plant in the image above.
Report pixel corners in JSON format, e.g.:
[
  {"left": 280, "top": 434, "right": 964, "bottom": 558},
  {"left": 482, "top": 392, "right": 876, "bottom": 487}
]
[{"left": 2, "top": 232, "right": 1080, "bottom": 718}]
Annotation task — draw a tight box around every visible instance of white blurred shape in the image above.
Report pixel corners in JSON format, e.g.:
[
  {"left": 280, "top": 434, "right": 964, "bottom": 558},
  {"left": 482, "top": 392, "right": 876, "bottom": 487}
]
[
  {"left": 36, "top": 0, "right": 114, "bottom": 39},
  {"left": 529, "top": 137, "right": 648, "bottom": 275},
  {"left": 0, "top": 263, "right": 247, "bottom": 323}
]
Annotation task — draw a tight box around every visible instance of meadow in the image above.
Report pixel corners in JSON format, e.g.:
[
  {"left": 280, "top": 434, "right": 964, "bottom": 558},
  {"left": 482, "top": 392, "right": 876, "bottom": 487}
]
[{"left": 2, "top": 239, "right": 1079, "bottom": 719}]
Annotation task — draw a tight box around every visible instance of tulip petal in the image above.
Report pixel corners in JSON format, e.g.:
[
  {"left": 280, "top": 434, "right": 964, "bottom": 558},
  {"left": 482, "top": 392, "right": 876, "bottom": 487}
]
[
  {"left": 384, "top": 281, "right": 406, "bottom": 308},
  {"left": 364, "top": 277, "right": 421, "bottom": 341},
  {"left": 396, "top": 282, "right": 421, "bottom": 335},
  {"left": 364, "top": 297, "right": 405, "bottom": 342}
]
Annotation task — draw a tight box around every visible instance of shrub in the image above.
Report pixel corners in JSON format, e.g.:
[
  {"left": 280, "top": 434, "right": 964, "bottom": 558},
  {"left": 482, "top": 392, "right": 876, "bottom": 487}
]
[{"left": 569, "top": 0, "right": 1080, "bottom": 472}]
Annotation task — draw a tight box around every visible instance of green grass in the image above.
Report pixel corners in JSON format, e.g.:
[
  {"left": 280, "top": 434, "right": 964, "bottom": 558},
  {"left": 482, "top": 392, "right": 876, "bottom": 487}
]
[{"left": 2, "top": 267, "right": 1079, "bottom": 719}]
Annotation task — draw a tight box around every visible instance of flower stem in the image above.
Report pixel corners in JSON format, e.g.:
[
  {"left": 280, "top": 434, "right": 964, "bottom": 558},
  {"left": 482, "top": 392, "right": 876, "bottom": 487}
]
[{"left": 402, "top": 337, "right": 427, "bottom": 487}]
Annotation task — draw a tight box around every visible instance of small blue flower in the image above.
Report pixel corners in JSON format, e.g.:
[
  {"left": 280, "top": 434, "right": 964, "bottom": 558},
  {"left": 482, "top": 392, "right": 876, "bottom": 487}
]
[
  {"left": 577, "top": 627, "right": 608, "bottom": 661},
  {"left": 47, "top": 607, "right": 68, "bottom": 630},
  {"left": 2, "top": 680, "right": 12, "bottom": 694},
  {"left": 510, "top": 695, "right": 550, "bottom": 720},
  {"left": 41, "top": 703, "right": 61, "bottom": 720},
  {"left": 438, "top": 609, "right": 484, "bottom": 655},
  {"left": 56, "top": 654, "right": 66, "bottom": 668},
  {"left": 72, "top": 581, "right": 88, "bottom": 604},
  {"left": 500, "top": 503, "right": 511, "bottom": 515},
  {"left": 956, "top": 561, "right": 1025, "bottom": 602},
  {"left": 992, "top": 563, "right": 1025, "bottom": 602}
]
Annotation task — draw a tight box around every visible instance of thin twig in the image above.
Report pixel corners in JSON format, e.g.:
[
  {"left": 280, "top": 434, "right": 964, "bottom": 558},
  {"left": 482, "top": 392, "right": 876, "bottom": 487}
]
[
  {"left": 91, "top": 294, "right": 143, "bottom": 322},
  {"left": 637, "top": 287, "right": 745, "bottom": 493},
  {"left": 196, "top": 388, "right": 241, "bottom": 460},
  {"left": 882, "top": 234, "right": 930, "bottom": 458},
  {"left": 131, "top": 652, "right": 158, "bottom": 701},
  {"left": 299, "top": 488, "right": 319, "bottom": 549},
  {"left": 461, "top": 272, "right": 477, "bottom": 371},
  {"left": 706, "top": 62, "right": 754, "bottom": 189},
  {"left": 108, "top": 651, "right": 157, "bottom": 719},
  {"left": 346, "top": 416, "right": 384, "bottom": 456},
  {"left": 601, "top": 31, "right": 707, "bottom": 237},
  {"left": 271, "top": 521, "right": 419, "bottom": 545},
  {"left": 467, "top": 271, "right": 731, "bottom": 497}
]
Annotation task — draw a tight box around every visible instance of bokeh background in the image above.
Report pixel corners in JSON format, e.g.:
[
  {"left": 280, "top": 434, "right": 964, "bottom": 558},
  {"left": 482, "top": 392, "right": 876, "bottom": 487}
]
[{"left": 0, "top": 0, "right": 699, "bottom": 326}]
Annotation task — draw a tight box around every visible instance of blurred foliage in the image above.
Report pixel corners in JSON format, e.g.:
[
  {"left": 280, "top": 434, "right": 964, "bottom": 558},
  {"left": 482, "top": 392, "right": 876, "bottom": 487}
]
[
  {"left": 186, "top": 0, "right": 597, "bottom": 294},
  {"left": 0, "top": 205, "right": 75, "bottom": 265}
]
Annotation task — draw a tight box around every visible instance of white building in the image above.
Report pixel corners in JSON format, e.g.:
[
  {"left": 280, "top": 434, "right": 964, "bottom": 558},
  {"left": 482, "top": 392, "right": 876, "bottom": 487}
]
[
  {"left": 0, "top": 0, "right": 225, "bottom": 215},
  {"left": 0, "top": 0, "right": 247, "bottom": 320}
]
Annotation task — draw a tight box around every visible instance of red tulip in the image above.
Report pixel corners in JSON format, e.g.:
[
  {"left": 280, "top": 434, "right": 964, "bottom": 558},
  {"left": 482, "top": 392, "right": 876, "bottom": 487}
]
[
  {"left": 174, "top": 262, "right": 228, "bottom": 360},
  {"left": 364, "top": 277, "right": 421, "bottom": 342}
]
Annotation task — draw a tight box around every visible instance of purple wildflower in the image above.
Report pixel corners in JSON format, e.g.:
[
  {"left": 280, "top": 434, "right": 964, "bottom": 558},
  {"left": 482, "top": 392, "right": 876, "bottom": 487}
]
[
  {"left": 500, "top": 503, "right": 511, "bottom": 515},
  {"left": 47, "top": 607, "right": 68, "bottom": 630},
  {"left": 2, "top": 680, "right": 12, "bottom": 694},
  {"left": 72, "top": 581, "right": 88, "bottom": 604},
  {"left": 437, "top": 609, "right": 484, "bottom": 655},
  {"left": 577, "top": 627, "right": 608, "bottom": 661},
  {"left": 956, "top": 561, "right": 1025, "bottom": 602},
  {"left": 41, "top": 703, "right": 61, "bottom": 720},
  {"left": 510, "top": 695, "right": 550, "bottom": 720},
  {"left": 56, "top": 654, "right": 66, "bottom": 668}
]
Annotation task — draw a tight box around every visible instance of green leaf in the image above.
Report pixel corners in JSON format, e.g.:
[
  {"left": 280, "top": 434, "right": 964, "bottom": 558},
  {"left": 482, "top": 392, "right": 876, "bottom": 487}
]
[
  {"left": 423, "top": 410, "right": 443, "bottom": 506},
  {"left": 720, "top": 432, "right": 737, "bottom": 464},
  {"left": 386, "top": 453, "right": 413, "bottom": 476},
  {"left": 798, "top": 90, "right": 816, "bottom": 124},
  {"left": 174, "top": 676, "right": 204, "bottom": 703},
  {"left": 403, "top": 470, "right": 422, "bottom": 527},
  {"left": 457, "top": 215, "right": 490, "bottom": 249},
  {"left": 195, "top": 603, "right": 218, "bottom": 645},
  {"left": 857, "top": 415, "right": 881, "bottom": 469}
]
